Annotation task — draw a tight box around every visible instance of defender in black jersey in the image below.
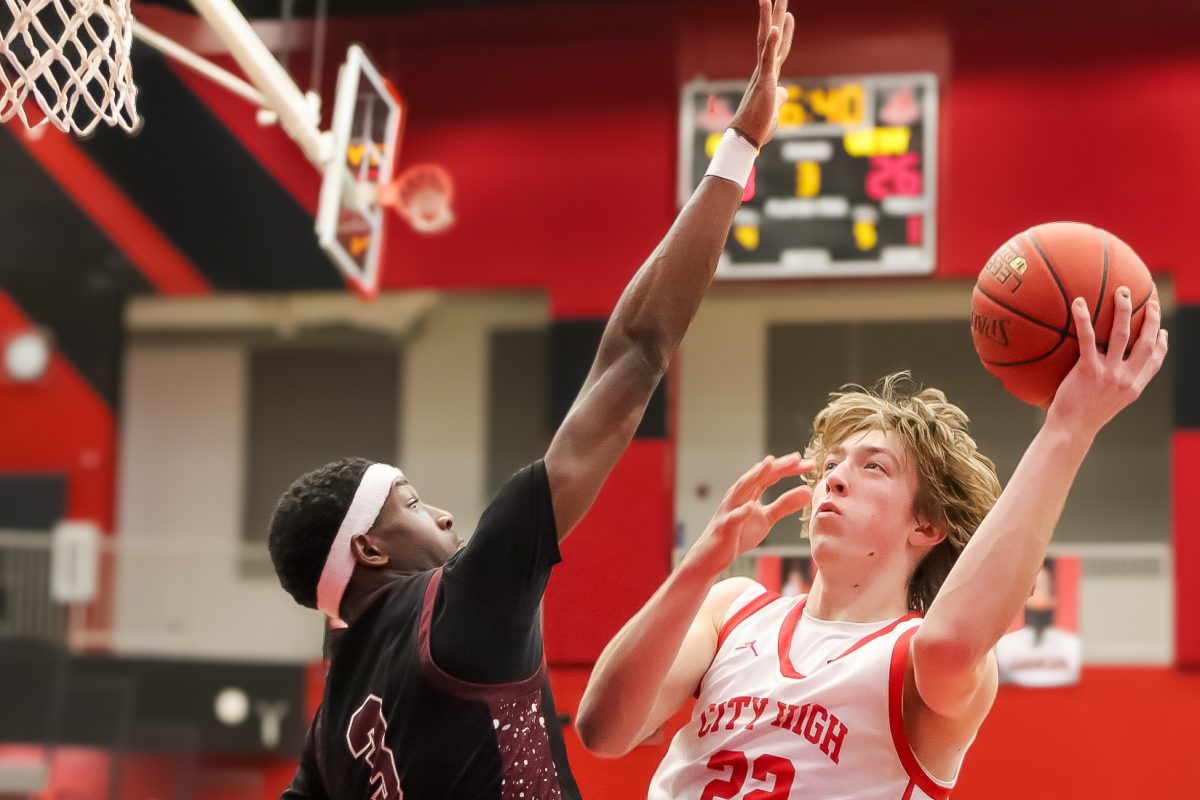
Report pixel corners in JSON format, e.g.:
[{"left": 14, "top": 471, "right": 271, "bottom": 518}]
[
  {"left": 280, "top": 462, "right": 578, "bottom": 798},
  {"left": 269, "top": 2, "right": 796, "bottom": 796}
]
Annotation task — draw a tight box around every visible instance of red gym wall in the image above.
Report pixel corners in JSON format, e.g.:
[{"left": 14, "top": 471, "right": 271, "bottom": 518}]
[
  {"left": 322, "top": 2, "right": 1200, "bottom": 796},
  {"left": 328, "top": 0, "right": 1200, "bottom": 667},
  {"left": 5, "top": 1, "right": 1198, "bottom": 798}
]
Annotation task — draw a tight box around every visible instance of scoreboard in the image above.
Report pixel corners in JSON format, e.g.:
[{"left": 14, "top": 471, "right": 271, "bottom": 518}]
[{"left": 679, "top": 73, "right": 938, "bottom": 279}]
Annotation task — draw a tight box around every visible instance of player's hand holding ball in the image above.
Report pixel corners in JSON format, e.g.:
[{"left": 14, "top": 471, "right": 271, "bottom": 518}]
[{"left": 1048, "top": 287, "right": 1168, "bottom": 437}]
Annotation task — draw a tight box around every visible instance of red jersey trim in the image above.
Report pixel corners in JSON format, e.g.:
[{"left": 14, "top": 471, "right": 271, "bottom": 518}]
[
  {"left": 826, "top": 611, "right": 923, "bottom": 663},
  {"left": 887, "top": 627, "right": 951, "bottom": 800},
  {"left": 716, "top": 589, "right": 783, "bottom": 652},
  {"left": 694, "top": 589, "right": 784, "bottom": 700},
  {"left": 418, "top": 567, "right": 548, "bottom": 702},
  {"left": 777, "top": 598, "right": 923, "bottom": 680}
]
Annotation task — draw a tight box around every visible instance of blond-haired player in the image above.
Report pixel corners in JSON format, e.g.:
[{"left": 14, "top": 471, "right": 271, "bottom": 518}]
[{"left": 577, "top": 289, "right": 1167, "bottom": 798}]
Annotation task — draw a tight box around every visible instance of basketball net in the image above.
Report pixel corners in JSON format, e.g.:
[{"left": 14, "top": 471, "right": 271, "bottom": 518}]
[
  {"left": 379, "top": 163, "right": 455, "bottom": 235},
  {"left": 0, "top": 0, "right": 140, "bottom": 135}
]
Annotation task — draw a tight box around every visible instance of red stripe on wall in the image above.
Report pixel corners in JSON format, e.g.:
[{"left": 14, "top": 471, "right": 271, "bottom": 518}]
[
  {"left": 10, "top": 128, "right": 211, "bottom": 296},
  {"left": 0, "top": 292, "right": 115, "bottom": 529},
  {"left": 1173, "top": 430, "right": 1200, "bottom": 667},
  {"left": 543, "top": 441, "right": 674, "bottom": 665}
]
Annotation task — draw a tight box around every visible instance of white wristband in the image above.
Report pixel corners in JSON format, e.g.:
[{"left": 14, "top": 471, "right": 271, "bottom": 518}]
[{"left": 705, "top": 128, "right": 758, "bottom": 189}]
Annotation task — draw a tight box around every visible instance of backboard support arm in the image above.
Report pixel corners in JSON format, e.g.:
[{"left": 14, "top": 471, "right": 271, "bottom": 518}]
[{"left": 134, "top": 0, "right": 333, "bottom": 169}]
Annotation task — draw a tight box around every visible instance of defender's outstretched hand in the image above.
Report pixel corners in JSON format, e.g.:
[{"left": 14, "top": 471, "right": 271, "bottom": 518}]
[
  {"left": 730, "top": 0, "right": 796, "bottom": 148},
  {"left": 1048, "top": 286, "right": 1168, "bottom": 435},
  {"left": 690, "top": 453, "right": 814, "bottom": 572}
]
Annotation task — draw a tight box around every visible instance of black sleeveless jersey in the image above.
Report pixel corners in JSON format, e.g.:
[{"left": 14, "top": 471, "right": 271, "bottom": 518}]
[{"left": 281, "top": 461, "right": 582, "bottom": 799}]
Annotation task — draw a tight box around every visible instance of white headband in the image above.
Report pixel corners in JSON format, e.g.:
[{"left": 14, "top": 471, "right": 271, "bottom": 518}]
[{"left": 316, "top": 463, "right": 404, "bottom": 626}]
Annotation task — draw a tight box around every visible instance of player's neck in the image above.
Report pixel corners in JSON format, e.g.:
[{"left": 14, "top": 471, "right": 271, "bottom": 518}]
[
  {"left": 804, "top": 572, "right": 909, "bottom": 623},
  {"left": 339, "top": 571, "right": 401, "bottom": 625}
]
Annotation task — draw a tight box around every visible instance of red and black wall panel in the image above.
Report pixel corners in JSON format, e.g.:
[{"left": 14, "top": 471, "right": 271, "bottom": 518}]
[
  {"left": 0, "top": 128, "right": 153, "bottom": 407},
  {"left": 542, "top": 317, "right": 674, "bottom": 665},
  {"left": 76, "top": 47, "right": 341, "bottom": 293},
  {"left": 1174, "top": 304, "right": 1199, "bottom": 669}
]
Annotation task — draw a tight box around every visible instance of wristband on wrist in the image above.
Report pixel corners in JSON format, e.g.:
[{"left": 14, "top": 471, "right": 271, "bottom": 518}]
[{"left": 704, "top": 128, "right": 759, "bottom": 189}]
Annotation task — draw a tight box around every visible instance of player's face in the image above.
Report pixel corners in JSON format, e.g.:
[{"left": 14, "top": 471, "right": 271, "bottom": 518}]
[
  {"left": 369, "top": 479, "right": 464, "bottom": 571},
  {"left": 808, "top": 429, "right": 923, "bottom": 563}
]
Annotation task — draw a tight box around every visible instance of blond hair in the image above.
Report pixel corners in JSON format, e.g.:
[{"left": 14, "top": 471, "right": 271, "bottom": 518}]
[{"left": 803, "top": 372, "right": 1001, "bottom": 612}]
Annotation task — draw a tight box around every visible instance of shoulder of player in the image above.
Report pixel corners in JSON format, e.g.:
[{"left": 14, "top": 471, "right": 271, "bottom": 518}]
[
  {"left": 475, "top": 461, "right": 545, "bottom": 529},
  {"left": 702, "top": 576, "right": 767, "bottom": 631}
]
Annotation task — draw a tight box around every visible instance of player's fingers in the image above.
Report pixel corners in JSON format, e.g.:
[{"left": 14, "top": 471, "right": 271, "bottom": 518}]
[
  {"left": 760, "top": 25, "right": 781, "bottom": 75},
  {"left": 1106, "top": 286, "right": 1133, "bottom": 363},
  {"left": 750, "top": 453, "right": 814, "bottom": 498},
  {"left": 1072, "top": 297, "right": 1099, "bottom": 364},
  {"left": 720, "top": 460, "right": 768, "bottom": 503},
  {"left": 1133, "top": 328, "right": 1169, "bottom": 395},
  {"left": 756, "top": 0, "right": 771, "bottom": 51},
  {"left": 778, "top": 12, "right": 795, "bottom": 65},
  {"left": 725, "top": 456, "right": 774, "bottom": 506},
  {"left": 765, "top": 484, "right": 814, "bottom": 525},
  {"left": 773, "top": 0, "right": 789, "bottom": 30},
  {"left": 1127, "top": 297, "right": 1161, "bottom": 364}
]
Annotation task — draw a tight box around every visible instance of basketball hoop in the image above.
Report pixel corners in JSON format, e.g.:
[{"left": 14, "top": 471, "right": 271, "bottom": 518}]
[
  {"left": 1, "top": 0, "right": 139, "bottom": 135},
  {"left": 380, "top": 164, "right": 455, "bottom": 235},
  {"left": 4, "top": 0, "right": 403, "bottom": 298}
]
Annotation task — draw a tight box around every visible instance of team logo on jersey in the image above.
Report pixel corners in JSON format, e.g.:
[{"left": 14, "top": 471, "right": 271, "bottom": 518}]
[
  {"left": 734, "top": 640, "right": 760, "bottom": 657},
  {"left": 347, "top": 694, "right": 403, "bottom": 798}
]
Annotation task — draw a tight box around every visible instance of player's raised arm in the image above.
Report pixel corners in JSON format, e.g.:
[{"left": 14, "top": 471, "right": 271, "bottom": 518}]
[
  {"left": 544, "top": 0, "right": 795, "bottom": 540},
  {"left": 912, "top": 288, "right": 1168, "bottom": 720},
  {"left": 577, "top": 455, "right": 813, "bottom": 757}
]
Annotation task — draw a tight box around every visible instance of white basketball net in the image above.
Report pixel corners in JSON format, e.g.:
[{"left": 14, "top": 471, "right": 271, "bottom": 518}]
[{"left": 1, "top": 0, "right": 139, "bottom": 135}]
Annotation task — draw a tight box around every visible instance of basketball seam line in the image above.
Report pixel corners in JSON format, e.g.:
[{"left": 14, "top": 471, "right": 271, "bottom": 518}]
[
  {"left": 1094, "top": 232, "right": 1109, "bottom": 328},
  {"left": 1026, "top": 230, "right": 1073, "bottom": 329},
  {"left": 980, "top": 335, "right": 1068, "bottom": 367},
  {"left": 975, "top": 284, "right": 1070, "bottom": 336}
]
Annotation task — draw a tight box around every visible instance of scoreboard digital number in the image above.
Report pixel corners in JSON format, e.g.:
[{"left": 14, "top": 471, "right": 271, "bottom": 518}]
[{"left": 679, "top": 73, "right": 938, "bottom": 279}]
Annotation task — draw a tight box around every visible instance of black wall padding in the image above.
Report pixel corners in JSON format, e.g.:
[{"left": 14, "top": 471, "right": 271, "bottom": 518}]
[
  {"left": 0, "top": 128, "right": 148, "bottom": 406},
  {"left": 0, "top": 644, "right": 308, "bottom": 756},
  {"left": 0, "top": 474, "right": 67, "bottom": 529},
  {"left": 1174, "top": 305, "right": 1198, "bottom": 429},
  {"left": 549, "top": 318, "right": 667, "bottom": 440},
  {"left": 79, "top": 46, "right": 342, "bottom": 293},
  {"left": 0, "top": 640, "right": 68, "bottom": 743}
]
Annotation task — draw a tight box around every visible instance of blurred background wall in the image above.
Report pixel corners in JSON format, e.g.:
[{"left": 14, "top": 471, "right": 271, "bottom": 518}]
[{"left": 1, "top": 0, "right": 1197, "bottom": 797}]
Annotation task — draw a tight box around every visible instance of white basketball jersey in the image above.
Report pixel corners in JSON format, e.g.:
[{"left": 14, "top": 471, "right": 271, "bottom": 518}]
[{"left": 648, "top": 585, "right": 964, "bottom": 800}]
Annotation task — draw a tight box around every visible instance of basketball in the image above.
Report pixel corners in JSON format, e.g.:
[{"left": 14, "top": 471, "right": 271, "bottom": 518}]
[{"left": 971, "top": 222, "right": 1158, "bottom": 408}]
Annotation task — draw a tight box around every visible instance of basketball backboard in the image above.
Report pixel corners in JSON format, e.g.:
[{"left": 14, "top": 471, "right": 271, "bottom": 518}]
[{"left": 315, "top": 45, "right": 404, "bottom": 300}]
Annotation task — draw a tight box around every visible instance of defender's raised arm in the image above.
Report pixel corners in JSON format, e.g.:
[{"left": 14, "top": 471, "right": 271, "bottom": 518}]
[{"left": 544, "top": 0, "right": 796, "bottom": 539}]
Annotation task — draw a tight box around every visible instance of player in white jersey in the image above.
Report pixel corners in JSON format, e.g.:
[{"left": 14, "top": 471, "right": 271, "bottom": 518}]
[{"left": 577, "top": 290, "right": 1167, "bottom": 797}]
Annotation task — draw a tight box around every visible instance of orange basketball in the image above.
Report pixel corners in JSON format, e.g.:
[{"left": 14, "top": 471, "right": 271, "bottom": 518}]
[{"left": 971, "top": 222, "right": 1158, "bottom": 408}]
